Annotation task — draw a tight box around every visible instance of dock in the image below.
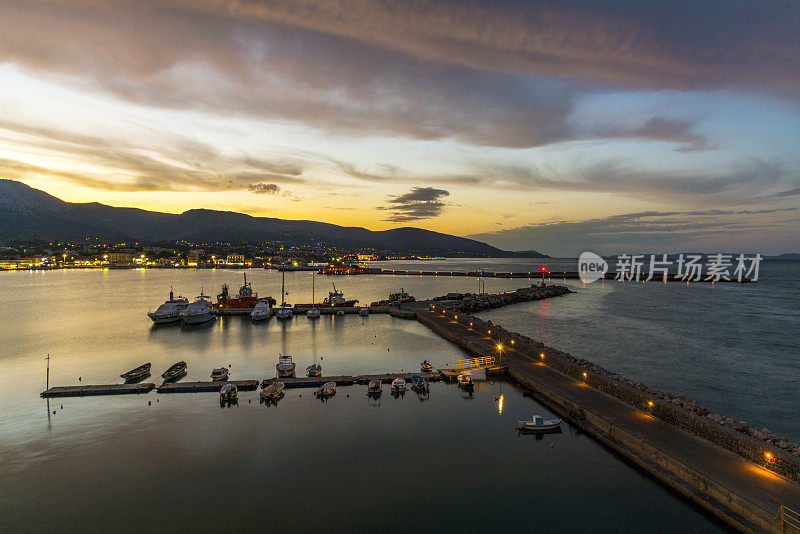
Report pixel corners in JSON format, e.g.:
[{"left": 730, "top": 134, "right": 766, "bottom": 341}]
[
  {"left": 41, "top": 383, "right": 155, "bottom": 397},
  {"left": 157, "top": 380, "right": 260, "bottom": 393},
  {"left": 261, "top": 372, "right": 440, "bottom": 389},
  {"left": 417, "top": 306, "right": 800, "bottom": 532}
]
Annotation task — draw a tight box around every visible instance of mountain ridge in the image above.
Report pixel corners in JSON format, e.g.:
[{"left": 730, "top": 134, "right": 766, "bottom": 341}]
[{"left": 0, "top": 180, "right": 548, "bottom": 257}]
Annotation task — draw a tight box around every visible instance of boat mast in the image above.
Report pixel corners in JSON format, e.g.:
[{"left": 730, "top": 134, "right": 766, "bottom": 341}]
[
  {"left": 312, "top": 272, "right": 315, "bottom": 306},
  {"left": 281, "top": 271, "right": 285, "bottom": 307}
]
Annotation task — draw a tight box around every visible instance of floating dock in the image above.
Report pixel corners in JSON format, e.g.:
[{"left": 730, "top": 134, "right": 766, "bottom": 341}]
[
  {"left": 157, "top": 380, "right": 260, "bottom": 393},
  {"left": 262, "top": 372, "right": 440, "bottom": 389},
  {"left": 41, "top": 383, "right": 155, "bottom": 397}
]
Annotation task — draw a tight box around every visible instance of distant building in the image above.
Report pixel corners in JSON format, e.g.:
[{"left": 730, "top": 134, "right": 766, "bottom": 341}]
[
  {"left": 226, "top": 254, "right": 245, "bottom": 265},
  {"left": 105, "top": 252, "right": 131, "bottom": 267}
]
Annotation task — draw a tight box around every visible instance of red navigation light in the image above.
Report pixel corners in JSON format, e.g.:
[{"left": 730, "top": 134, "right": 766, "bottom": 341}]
[{"left": 540, "top": 265, "right": 547, "bottom": 273}]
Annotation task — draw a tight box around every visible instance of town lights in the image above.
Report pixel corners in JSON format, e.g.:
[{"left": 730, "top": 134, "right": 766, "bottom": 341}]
[
  {"left": 648, "top": 401, "right": 654, "bottom": 408},
  {"left": 540, "top": 353, "right": 545, "bottom": 360},
  {"left": 582, "top": 372, "right": 588, "bottom": 380}
]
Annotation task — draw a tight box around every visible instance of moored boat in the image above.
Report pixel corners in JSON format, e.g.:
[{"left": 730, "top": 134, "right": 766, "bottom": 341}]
[
  {"left": 276, "top": 354, "right": 296, "bottom": 377},
  {"left": 161, "top": 361, "right": 187, "bottom": 382},
  {"left": 148, "top": 289, "right": 189, "bottom": 324},
  {"left": 180, "top": 291, "right": 215, "bottom": 325},
  {"left": 367, "top": 379, "right": 382, "bottom": 395},
  {"left": 295, "top": 284, "right": 358, "bottom": 308},
  {"left": 315, "top": 381, "right": 336, "bottom": 398},
  {"left": 211, "top": 367, "right": 229, "bottom": 381},
  {"left": 411, "top": 376, "right": 430, "bottom": 393},
  {"left": 260, "top": 381, "right": 285, "bottom": 401},
  {"left": 370, "top": 288, "right": 416, "bottom": 307},
  {"left": 457, "top": 371, "right": 474, "bottom": 390},
  {"left": 214, "top": 273, "right": 275, "bottom": 310},
  {"left": 420, "top": 360, "right": 434, "bottom": 373},
  {"left": 516, "top": 415, "right": 562, "bottom": 432},
  {"left": 306, "top": 363, "right": 322, "bottom": 377},
  {"left": 121, "top": 362, "right": 151, "bottom": 382},
  {"left": 306, "top": 308, "right": 320, "bottom": 318},
  {"left": 251, "top": 299, "right": 273, "bottom": 321},
  {"left": 275, "top": 271, "right": 293, "bottom": 319},
  {"left": 220, "top": 383, "right": 238, "bottom": 402},
  {"left": 391, "top": 377, "right": 406, "bottom": 394},
  {"left": 358, "top": 308, "right": 369, "bottom": 317}
]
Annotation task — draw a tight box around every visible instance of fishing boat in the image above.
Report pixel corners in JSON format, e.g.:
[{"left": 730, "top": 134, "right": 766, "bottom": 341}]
[
  {"left": 179, "top": 291, "right": 214, "bottom": 325},
  {"left": 515, "top": 415, "right": 562, "bottom": 432},
  {"left": 220, "top": 383, "right": 238, "bottom": 402},
  {"left": 161, "top": 361, "right": 187, "bottom": 382},
  {"left": 306, "top": 308, "right": 320, "bottom": 318},
  {"left": 391, "top": 377, "right": 406, "bottom": 394},
  {"left": 411, "top": 377, "right": 430, "bottom": 393},
  {"left": 121, "top": 362, "right": 151, "bottom": 382},
  {"left": 295, "top": 283, "right": 358, "bottom": 308},
  {"left": 210, "top": 367, "right": 229, "bottom": 381},
  {"left": 420, "top": 360, "right": 434, "bottom": 373},
  {"left": 260, "top": 381, "right": 285, "bottom": 401},
  {"left": 147, "top": 289, "right": 189, "bottom": 324},
  {"left": 358, "top": 307, "right": 369, "bottom": 317},
  {"left": 214, "top": 273, "right": 276, "bottom": 310},
  {"left": 370, "top": 288, "right": 416, "bottom": 307},
  {"left": 275, "top": 271, "right": 293, "bottom": 320},
  {"left": 457, "top": 371, "right": 474, "bottom": 390},
  {"left": 251, "top": 299, "right": 273, "bottom": 321},
  {"left": 315, "top": 381, "right": 336, "bottom": 398},
  {"left": 306, "top": 363, "right": 322, "bottom": 377},
  {"left": 276, "top": 354, "right": 296, "bottom": 377},
  {"left": 367, "top": 380, "right": 382, "bottom": 395}
]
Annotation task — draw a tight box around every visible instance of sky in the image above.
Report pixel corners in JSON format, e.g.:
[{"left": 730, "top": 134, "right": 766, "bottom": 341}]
[{"left": 0, "top": 0, "right": 798, "bottom": 256}]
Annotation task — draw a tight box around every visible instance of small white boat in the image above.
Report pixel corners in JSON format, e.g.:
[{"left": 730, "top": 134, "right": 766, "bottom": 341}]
[
  {"left": 306, "top": 363, "right": 322, "bottom": 377},
  {"left": 260, "top": 381, "right": 285, "bottom": 401},
  {"left": 457, "top": 371, "right": 474, "bottom": 390},
  {"left": 367, "top": 380, "right": 382, "bottom": 395},
  {"left": 306, "top": 308, "right": 320, "bottom": 318},
  {"left": 336, "top": 310, "right": 345, "bottom": 316},
  {"left": 315, "top": 381, "right": 336, "bottom": 398},
  {"left": 276, "top": 354, "right": 296, "bottom": 377},
  {"left": 358, "top": 308, "right": 369, "bottom": 317},
  {"left": 210, "top": 367, "right": 229, "bottom": 381},
  {"left": 391, "top": 377, "right": 406, "bottom": 394},
  {"left": 411, "top": 377, "right": 430, "bottom": 393},
  {"left": 220, "top": 383, "right": 238, "bottom": 402},
  {"left": 516, "top": 415, "right": 561, "bottom": 431},
  {"left": 251, "top": 300, "right": 273, "bottom": 321},
  {"left": 276, "top": 307, "right": 293, "bottom": 320},
  {"left": 306, "top": 274, "right": 320, "bottom": 318},
  {"left": 420, "top": 360, "right": 434, "bottom": 373}
]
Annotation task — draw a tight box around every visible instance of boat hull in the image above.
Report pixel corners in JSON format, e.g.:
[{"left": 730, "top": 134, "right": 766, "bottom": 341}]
[
  {"left": 181, "top": 312, "right": 215, "bottom": 325},
  {"left": 148, "top": 313, "right": 182, "bottom": 324}
]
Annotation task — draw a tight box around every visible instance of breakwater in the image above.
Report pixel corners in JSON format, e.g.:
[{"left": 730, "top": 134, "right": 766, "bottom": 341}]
[
  {"left": 429, "top": 283, "right": 573, "bottom": 312},
  {"left": 416, "top": 299, "right": 800, "bottom": 532}
]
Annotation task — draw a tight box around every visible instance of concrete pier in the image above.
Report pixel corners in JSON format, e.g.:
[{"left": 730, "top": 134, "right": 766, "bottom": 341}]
[
  {"left": 157, "top": 380, "right": 260, "bottom": 393},
  {"left": 416, "top": 307, "right": 800, "bottom": 532},
  {"left": 261, "top": 372, "right": 440, "bottom": 389}
]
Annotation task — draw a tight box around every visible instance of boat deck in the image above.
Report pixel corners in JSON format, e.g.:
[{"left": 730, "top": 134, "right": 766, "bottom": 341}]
[{"left": 41, "top": 383, "right": 155, "bottom": 397}]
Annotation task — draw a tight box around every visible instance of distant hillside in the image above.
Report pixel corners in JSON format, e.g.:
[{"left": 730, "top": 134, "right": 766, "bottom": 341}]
[
  {"left": 515, "top": 249, "right": 550, "bottom": 258},
  {"left": 0, "top": 180, "right": 545, "bottom": 257}
]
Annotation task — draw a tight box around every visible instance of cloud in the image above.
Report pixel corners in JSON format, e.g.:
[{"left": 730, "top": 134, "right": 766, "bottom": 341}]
[
  {"left": 468, "top": 208, "right": 800, "bottom": 256},
  {"left": 379, "top": 187, "right": 450, "bottom": 222},
  {"left": 248, "top": 183, "right": 280, "bottom": 195},
  {"left": 620, "top": 118, "right": 708, "bottom": 152}
]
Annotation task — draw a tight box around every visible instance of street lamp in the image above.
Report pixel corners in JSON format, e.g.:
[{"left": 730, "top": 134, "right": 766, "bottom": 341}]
[{"left": 497, "top": 343, "right": 503, "bottom": 365}]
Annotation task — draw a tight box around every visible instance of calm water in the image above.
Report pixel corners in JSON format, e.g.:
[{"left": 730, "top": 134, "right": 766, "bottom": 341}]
[{"left": 0, "top": 268, "right": 741, "bottom": 531}]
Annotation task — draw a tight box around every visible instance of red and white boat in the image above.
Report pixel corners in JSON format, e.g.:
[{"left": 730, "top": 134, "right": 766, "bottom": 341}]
[
  {"left": 370, "top": 288, "right": 415, "bottom": 307},
  {"left": 214, "top": 273, "right": 275, "bottom": 310}
]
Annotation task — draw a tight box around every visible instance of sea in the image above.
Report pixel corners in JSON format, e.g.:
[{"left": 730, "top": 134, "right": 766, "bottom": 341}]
[{"left": 2, "top": 259, "right": 795, "bottom": 531}]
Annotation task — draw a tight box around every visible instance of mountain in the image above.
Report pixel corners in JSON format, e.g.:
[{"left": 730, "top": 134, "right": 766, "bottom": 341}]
[
  {"left": 0, "top": 180, "right": 544, "bottom": 257},
  {"left": 514, "top": 249, "right": 550, "bottom": 258}
]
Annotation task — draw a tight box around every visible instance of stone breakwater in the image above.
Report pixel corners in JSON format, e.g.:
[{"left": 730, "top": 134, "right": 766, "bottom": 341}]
[
  {"left": 437, "top": 305, "right": 800, "bottom": 483},
  {"left": 431, "top": 284, "right": 573, "bottom": 312}
]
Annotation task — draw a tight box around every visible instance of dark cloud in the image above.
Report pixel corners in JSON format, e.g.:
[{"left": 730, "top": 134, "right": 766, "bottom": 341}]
[
  {"left": 1, "top": 1, "right": 791, "bottom": 151},
  {"left": 469, "top": 208, "right": 800, "bottom": 256},
  {"left": 248, "top": 183, "right": 280, "bottom": 195},
  {"left": 379, "top": 187, "right": 450, "bottom": 222}
]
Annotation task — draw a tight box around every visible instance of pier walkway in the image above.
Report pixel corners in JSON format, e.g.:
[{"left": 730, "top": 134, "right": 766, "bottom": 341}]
[
  {"left": 41, "top": 383, "right": 155, "bottom": 397},
  {"left": 417, "top": 308, "right": 800, "bottom": 532}
]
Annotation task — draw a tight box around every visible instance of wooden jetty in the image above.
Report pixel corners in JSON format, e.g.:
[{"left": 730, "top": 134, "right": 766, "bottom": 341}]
[
  {"left": 262, "top": 372, "right": 440, "bottom": 389},
  {"left": 41, "top": 383, "right": 155, "bottom": 397},
  {"left": 157, "top": 380, "right": 260, "bottom": 393}
]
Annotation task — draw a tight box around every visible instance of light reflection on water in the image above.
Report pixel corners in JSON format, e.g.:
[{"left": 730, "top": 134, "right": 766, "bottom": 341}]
[{"left": 0, "top": 268, "right": 727, "bottom": 531}]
